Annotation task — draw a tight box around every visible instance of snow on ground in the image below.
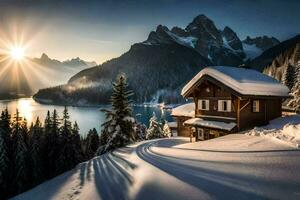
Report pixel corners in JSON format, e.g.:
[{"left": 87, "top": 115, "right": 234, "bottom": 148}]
[
  {"left": 246, "top": 114, "right": 300, "bottom": 148},
  {"left": 13, "top": 133, "right": 300, "bottom": 200}
]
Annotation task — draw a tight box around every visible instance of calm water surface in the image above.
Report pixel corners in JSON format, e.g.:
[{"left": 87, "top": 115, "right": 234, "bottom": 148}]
[{"left": 0, "top": 98, "right": 173, "bottom": 136}]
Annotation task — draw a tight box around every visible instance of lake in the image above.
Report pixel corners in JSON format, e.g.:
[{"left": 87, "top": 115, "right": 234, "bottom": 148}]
[{"left": 0, "top": 98, "right": 173, "bottom": 136}]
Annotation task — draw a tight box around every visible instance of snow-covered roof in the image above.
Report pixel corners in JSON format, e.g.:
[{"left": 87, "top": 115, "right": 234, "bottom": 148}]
[
  {"left": 167, "top": 122, "right": 178, "bottom": 128},
  {"left": 171, "top": 103, "right": 195, "bottom": 117},
  {"left": 184, "top": 118, "right": 236, "bottom": 131},
  {"left": 181, "top": 66, "right": 290, "bottom": 97}
]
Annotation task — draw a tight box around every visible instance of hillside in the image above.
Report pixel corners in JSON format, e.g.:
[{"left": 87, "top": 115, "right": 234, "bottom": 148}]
[
  {"left": 33, "top": 14, "right": 280, "bottom": 105},
  {"left": 12, "top": 116, "right": 300, "bottom": 200},
  {"left": 249, "top": 34, "right": 300, "bottom": 72}
]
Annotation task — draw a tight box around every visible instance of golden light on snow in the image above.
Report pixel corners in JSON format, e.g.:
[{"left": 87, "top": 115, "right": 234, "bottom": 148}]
[{"left": 10, "top": 46, "right": 25, "bottom": 60}]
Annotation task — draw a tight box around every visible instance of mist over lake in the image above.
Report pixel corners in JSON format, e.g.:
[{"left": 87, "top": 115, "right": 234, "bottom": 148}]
[{"left": 0, "top": 98, "right": 173, "bottom": 136}]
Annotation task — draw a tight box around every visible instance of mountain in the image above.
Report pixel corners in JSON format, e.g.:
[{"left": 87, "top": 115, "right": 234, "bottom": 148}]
[
  {"left": 33, "top": 14, "right": 280, "bottom": 105},
  {"left": 256, "top": 35, "right": 300, "bottom": 85},
  {"left": 242, "top": 36, "right": 280, "bottom": 60},
  {"left": 34, "top": 43, "right": 211, "bottom": 105},
  {"left": 249, "top": 35, "right": 300, "bottom": 72},
  {"left": 0, "top": 54, "right": 96, "bottom": 99}
]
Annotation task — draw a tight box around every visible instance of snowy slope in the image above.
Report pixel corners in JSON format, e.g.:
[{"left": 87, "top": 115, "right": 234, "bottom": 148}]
[
  {"left": 246, "top": 114, "right": 300, "bottom": 147},
  {"left": 13, "top": 130, "right": 300, "bottom": 199}
]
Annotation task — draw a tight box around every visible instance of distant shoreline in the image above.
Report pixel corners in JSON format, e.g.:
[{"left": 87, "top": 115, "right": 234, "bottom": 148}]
[{"left": 32, "top": 96, "right": 178, "bottom": 109}]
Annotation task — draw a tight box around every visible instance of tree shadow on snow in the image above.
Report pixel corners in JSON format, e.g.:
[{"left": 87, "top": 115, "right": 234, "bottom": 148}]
[
  {"left": 91, "top": 152, "right": 137, "bottom": 200},
  {"left": 136, "top": 142, "right": 300, "bottom": 200}
]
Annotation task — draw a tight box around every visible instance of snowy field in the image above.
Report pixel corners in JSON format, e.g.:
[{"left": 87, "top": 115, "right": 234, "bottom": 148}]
[{"left": 13, "top": 133, "right": 300, "bottom": 199}]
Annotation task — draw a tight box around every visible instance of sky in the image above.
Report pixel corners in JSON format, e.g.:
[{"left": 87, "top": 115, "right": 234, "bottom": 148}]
[{"left": 0, "top": 0, "right": 299, "bottom": 64}]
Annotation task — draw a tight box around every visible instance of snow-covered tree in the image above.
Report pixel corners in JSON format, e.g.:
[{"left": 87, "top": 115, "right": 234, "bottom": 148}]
[
  {"left": 288, "top": 80, "right": 300, "bottom": 113},
  {"left": 100, "top": 74, "right": 135, "bottom": 153},
  {"left": 146, "top": 113, "right": 165, "bottom": 139},
  {"left": 283, "top": 64, "right": 296, "bottom": 90},
  {"left": 163, "top": 120, "right": 171, "bottom": 138}
]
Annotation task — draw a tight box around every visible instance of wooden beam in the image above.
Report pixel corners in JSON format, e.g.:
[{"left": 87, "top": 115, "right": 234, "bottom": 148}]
[
  {"left": 237, "top": 98, "right": 241, "bottom": 132},
  {"left": 264, "top": 100, "right": 267, "bottom": 123},
  {"left": 193, "top": 91, "right": 198, "bottom": 116},
  {"left": 240, "top": 99, "right": 250, "bottom": 111}
]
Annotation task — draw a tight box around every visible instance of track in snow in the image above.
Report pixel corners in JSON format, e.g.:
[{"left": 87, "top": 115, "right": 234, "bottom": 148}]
[{"left": 12, "top": 136, "right": 300, "bottom": 200}]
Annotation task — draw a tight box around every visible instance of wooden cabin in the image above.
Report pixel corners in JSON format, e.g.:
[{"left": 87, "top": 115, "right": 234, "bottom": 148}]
[{"left": 172, "top": 66, "right": 290, "bottom": 141}]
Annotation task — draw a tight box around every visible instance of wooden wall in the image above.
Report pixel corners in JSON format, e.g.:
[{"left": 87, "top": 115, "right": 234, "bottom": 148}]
[
  {"left": 239, "top": 98, "right": 282, "bottom": 131},
  {"left": 175, "top": 116, "right": 192, "bottom": 137},
  {"left": 193, "top": 81, "right": 237, "bottom": 120}
]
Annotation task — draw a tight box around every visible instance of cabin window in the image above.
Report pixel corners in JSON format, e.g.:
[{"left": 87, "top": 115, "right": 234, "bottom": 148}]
[
  {"left": 218, "top": 100, "right": 231, "bottom": 112},
  {"left": 198, "top": 99, "right": 209, "bottom": 110},
  {"left": 197, "top": 128, "right": 204, "bottom": 140},
  {"left": 253, "top": 100, "right": 260, "bottom": 112}
]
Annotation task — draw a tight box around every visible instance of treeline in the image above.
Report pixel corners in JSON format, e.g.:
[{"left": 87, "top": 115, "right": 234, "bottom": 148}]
[
  {"left": 262, "top": 42, "right": 300, "bottom": 112},
  {"left": 0, "top": 107, "right": 100, "bottom": 199},
  {"left": 33, "top": 84, "right": 112, "bottom": 105}
]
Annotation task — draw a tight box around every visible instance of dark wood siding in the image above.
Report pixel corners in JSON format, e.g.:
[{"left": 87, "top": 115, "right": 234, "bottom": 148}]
[
  {"left": 175, "top": 116, "right": 192, "bottom": 137},
  {"left": 240, "top": 99, "right": 267, "bottom": 130},
  {"left": 239, "top": 99, "right": 282, "bottom": 131},
  {"left": 193, "top": 81, "right": 237, "bottom": 120}
]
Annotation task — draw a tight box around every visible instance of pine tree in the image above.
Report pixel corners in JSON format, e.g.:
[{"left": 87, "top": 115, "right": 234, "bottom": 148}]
[
  {"left": 12, "top": 109, "right": 29, "bottom": 193},
  {"left": 283, "top": 64, "right": 296, "bottom": 90},
  {"left": 42, "top": 111, "right": 53, "bottom": 178},
  {"left": 28, "top": 117, "right": 44, "bottom": 185},
  {"left": 56, "top": 107, "right": 75, "bottom": 173},
  {"left": 0, "top": 125, "right": 10, "bottom": 199},
  {"left": 71, "top": 121, "right": 82, "bottom": 165},
  {"left": 45, "top": 109, "right": 61, "bottom": 177},
  {"left": 85, "top": 128, "right": 99, "bottom": 158},
  {"left": 101, "top": 74, "right": 135, "bottom": 153}
]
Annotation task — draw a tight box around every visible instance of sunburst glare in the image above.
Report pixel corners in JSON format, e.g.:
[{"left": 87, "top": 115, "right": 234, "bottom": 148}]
[{"left": 10, "top": 46, "right": 25, "bottom": 60}]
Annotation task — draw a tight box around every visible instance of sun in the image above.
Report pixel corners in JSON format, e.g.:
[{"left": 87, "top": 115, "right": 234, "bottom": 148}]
[{"left": 10, "top": 46, "right": 25, "bottom": 60}]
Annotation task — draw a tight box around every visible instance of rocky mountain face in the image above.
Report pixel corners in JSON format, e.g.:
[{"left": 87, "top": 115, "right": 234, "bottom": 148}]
[
  {"left": 243, "top": 36, "right": 280, "bottom": 51},
  {"left": 0, "top": 54, "right": 94, "bottom": 99},
  {"left": 33, "top": 14, "right": 281, "bottom": 105},
  {"left": 144, "top": 15, "right": 246, "bottom": 66},
  {"left": 250, "top": 35, "right": 300, "bottom": 72}
]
